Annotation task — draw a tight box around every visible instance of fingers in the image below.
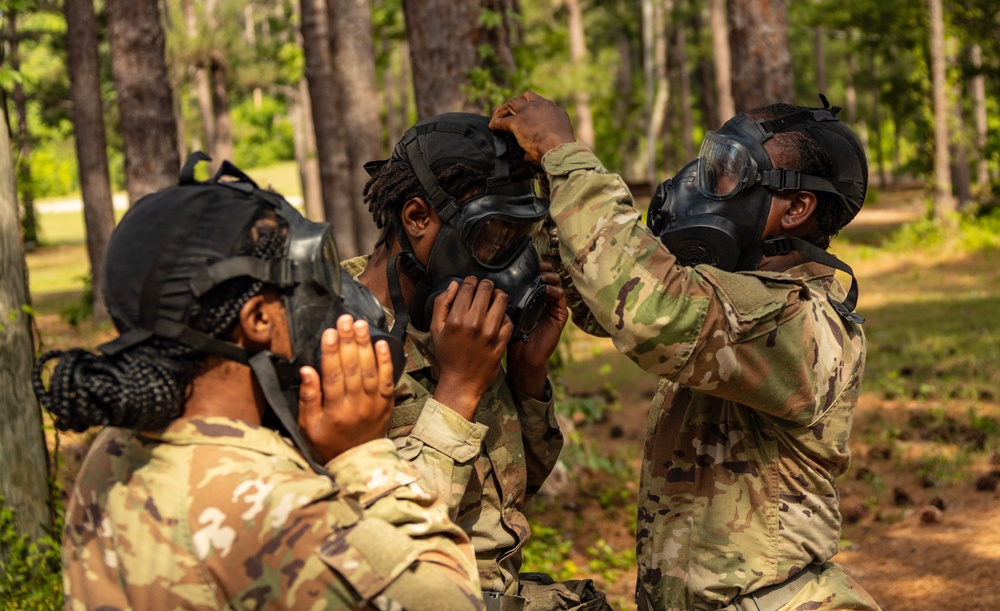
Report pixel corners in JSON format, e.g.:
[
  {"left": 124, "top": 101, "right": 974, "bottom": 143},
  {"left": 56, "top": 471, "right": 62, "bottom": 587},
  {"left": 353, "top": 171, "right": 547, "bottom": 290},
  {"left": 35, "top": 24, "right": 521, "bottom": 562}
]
[
  {"left": 466, "top": 277, "right": 495, "bottom": 322},
  {"left": 297, "top": 365, "right": 321, "bottom": 426},
  {"left": 375, "top": 340, "right": 396, "bottom": 402},
  {"left": 483, "top": 287, "right": 510, "bottom": 338},
  {"left": 353, "top": 319, "right": 379, "bottom": 395},
  {"left": 448, "top": 276, "right": 479, "bottom": 320},
  {"left": 336, "top": 315, "right": 363, "bottom": 396},
  {"left": 319, "top": 327, "right": 345, "bottom": 407},
  {"left": 431, "top": 280, "right": 460, "bottom": 331}
]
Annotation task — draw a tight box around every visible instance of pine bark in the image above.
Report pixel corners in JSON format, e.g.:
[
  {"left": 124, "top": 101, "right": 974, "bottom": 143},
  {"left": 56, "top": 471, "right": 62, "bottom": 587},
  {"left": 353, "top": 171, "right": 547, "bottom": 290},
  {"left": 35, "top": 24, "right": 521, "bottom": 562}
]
[
  {"left": 927, "top": 0, "right": 955, "bottom": 219},
  {"left": 969, "top": 44, "right": 989, "bottom": 190},
  {"left": 327, "top": 0, "right": 382, "bottom": 253},
  {"left": 7, "top": 12, "right": 38, "bottom": 248},
  {"left": 403, "top": 0, "right": 481, "bottom": 118},
  {"left": 709, "top": 0, "right": 735, "bottom": 123},
  {"left": 566, "top": 0, "right": 595, "bottom": 149},
  {"left": 0, "top": 98, "right": 51, "bottom": 546},
  {"left": 726, "top": 0, "right": 793, "bottom": 111},
  {"left": 64, "top": 0, "right": 116, "bottom": 322},
  {"left": 106, "top": 0, "right": 180, "bottom": 204},
  {"left": 300, "top": 0, "right": 358, "bottom": 254}
]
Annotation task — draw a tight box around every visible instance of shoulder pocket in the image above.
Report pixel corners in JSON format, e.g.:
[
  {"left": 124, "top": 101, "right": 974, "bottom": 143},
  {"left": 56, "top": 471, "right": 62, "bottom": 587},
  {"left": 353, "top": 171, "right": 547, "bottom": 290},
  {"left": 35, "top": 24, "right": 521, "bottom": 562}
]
[
  {"left": 318, "top": 517, "right": 421, "bottom": 600},
  {"left": 698, "top": 266, "right": 805, "bottom": 342}
]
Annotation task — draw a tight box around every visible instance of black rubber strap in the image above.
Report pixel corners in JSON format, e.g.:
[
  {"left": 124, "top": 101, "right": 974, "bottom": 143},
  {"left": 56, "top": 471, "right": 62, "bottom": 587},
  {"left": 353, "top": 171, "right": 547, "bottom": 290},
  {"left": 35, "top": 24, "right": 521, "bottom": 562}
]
[
  {"left": 386, "top": 252, "right": 412, "bottom": 340},
  {"left": 402, "top": 132, "right": 461, "bottom": 222},
  {"left": 180, "top": 151, "right": 212, "bottom": 184},
  {"left": 760, "top": 236, "right": 864, "bottom": 324},
  {"left": 248, "top": 352, "right": 335, "bottom": 482}
]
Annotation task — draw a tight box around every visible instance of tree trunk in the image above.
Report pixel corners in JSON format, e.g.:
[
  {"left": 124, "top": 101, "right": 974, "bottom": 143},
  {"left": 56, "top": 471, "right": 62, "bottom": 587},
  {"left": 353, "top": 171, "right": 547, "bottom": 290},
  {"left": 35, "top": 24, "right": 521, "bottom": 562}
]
[
  {"left": 65, "top": 0, "right": 117, "bottom": 323},
  {"left": 690, "top": 4, "right": 719, "bottom": 131},
  {"left": 181, "top": 0, "right": 216, "bottom": 160},
  {"left": 726, "top": 0, "right": 793, "bottom": 111},
  {"left": 0, "top": 98, "right": 52, "bottom": 548},
  {"left": 969, "top": 44, "right": 989, "bottom": 192},
  {"left": 845, "top": 42, "right": 857, "bottom": 126},
  {"left": 950, "top": 80, "right": 972, "bottom": 210},
  {"left": 709, "top": 0, "right": 735, "bottom": 123},
  {"left": 403, "top": 0, "right": 518, "bottom": 119},
  {"left": 403, "top": 0, "right": 480, "bottom": 118},
  {"left": 300, "top": 0, "right": 358, "bottom": 254},
  {"left": 642, "top": 0, "right": 658, "bottom": 187},
  {"left": 566, "top": 0, "right": 595, "bottom": 150},
  {"left": 327, "top": 0, "right": 382, "bottom": 253},
  {"left": 209, "top": 51, "right": 234, "bottom": 165},
  {"left": 7, "top": 12, "right": 39, "bottom": 249},
  {"left": 294, "top": 78, "right": 324, "bottom": 221},
  {"left": 927, "top": 0, "right": 955, "bottom": 220},
  {"left": 106, "top": 0, "right": 180, "bottom": 204},
  {"left": 674, "top": 7, "right": 694, "bottom": 162},
  {"left": 870, "top": 62, "right": 887, "bottom": 190}
]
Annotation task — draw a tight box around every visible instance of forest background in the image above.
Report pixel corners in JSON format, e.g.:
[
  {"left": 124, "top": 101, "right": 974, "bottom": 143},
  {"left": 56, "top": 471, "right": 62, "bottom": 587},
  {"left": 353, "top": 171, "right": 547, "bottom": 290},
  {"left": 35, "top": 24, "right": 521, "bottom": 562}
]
[{"left": 1, "top": 0, "right": 999, "bottom": 609}]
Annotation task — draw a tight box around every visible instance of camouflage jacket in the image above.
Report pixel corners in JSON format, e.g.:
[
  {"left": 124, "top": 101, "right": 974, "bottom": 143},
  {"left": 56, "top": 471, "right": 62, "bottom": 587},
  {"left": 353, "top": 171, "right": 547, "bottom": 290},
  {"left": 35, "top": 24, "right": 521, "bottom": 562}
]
[
  {"left": 63, "top": 417, "right": 483, "bottom": 610},
  {"left": 541, "top": 144, "right": 877, "bottom": 611},
  {"left": 342, "top": 256, "right": 564, "bottom": 595}
]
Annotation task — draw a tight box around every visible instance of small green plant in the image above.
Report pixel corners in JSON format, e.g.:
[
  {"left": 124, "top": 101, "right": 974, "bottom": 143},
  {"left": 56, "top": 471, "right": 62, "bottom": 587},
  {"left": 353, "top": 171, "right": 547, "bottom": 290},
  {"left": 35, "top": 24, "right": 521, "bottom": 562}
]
[
  {"left": 521, "top": 522, "right": 579, "bottom": 582},
  {"left": 0, "top": 496, "right": 63, "bottom": 610},
  {"left": 61, "top": 275, "right": 93, "bottom": 327}
]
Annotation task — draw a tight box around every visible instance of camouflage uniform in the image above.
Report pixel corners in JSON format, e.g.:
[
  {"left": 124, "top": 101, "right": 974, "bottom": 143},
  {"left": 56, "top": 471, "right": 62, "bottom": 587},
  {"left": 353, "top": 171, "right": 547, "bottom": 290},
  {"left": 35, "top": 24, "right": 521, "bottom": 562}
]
[
  {"left": 63, "top": 417, "right": 483, "bottom": 610},
  {"left": 540, "top": 144, "right": 880, "bottom": 611},
  {"left": 342, "top": 256, "right": 565, "bottom": 600}
]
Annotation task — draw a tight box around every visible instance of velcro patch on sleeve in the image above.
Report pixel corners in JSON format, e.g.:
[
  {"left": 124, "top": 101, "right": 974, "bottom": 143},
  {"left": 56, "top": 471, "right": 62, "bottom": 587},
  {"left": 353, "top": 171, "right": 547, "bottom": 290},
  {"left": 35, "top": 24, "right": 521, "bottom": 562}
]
[{"left": 318, "top": 518, "right": 420, "bottom": 600}]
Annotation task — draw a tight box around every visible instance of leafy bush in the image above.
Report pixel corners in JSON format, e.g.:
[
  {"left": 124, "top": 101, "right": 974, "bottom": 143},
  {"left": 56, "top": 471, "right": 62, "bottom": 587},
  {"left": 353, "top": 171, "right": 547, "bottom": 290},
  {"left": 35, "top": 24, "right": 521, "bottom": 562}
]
[{"left": 0, "top": 497, "right": 63, "bottom": 610}]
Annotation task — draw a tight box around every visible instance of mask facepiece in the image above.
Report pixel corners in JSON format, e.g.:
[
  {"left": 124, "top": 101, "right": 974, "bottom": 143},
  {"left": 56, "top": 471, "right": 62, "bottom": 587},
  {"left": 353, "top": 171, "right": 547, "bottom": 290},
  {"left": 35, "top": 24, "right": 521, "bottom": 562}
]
[
  {"left": 647, "top": 100, "right": 868, "bottom": 321},
  {"left": 648, "top": 159, "right": 769, "bottom": 271},
  {"left": 369, "top": 113, "right": 551, "bottom": 341}
]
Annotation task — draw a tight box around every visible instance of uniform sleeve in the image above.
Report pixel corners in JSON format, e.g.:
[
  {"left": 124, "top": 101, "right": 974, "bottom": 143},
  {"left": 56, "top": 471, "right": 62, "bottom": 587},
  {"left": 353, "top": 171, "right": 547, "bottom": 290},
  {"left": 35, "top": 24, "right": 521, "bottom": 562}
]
[
  {"left": 189, "top": 440, "right": 483, "bottom": 610},
  {"left": 542, "top": 144, "right": 864, "bottom": 425},
  {"left": 390, "top": 397, "right": 488, "bottom": 518},
  {"left": 510, "top": 380, "right": 564, "bottom": 497}
]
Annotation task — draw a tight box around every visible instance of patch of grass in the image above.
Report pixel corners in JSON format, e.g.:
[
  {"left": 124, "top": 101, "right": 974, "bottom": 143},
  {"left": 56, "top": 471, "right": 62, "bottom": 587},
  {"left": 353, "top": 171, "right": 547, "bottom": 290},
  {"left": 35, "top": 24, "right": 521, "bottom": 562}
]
[{"left": 25, "top": 245, "right": 91, "bottom": 295}]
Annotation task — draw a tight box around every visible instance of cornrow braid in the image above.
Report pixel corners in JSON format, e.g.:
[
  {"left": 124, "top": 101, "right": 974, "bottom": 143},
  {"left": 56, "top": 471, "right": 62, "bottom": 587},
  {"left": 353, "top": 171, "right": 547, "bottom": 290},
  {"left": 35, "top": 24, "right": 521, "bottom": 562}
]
[{"left": 32, "top": 212, "right": 288, "bottom": 433}]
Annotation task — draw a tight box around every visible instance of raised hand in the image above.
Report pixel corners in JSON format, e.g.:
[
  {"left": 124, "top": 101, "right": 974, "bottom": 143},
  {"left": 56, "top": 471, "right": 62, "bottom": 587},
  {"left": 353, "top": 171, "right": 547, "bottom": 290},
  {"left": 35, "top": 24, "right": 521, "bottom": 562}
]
[
  {"left": 489, "top": 91, "right": 578, "bottom": 165},
  {"left": 431, "top": 276, "right": 515, "bottom": 421},
  {"left": 297, "top": 314, "right": 396, "bottom": 463}
]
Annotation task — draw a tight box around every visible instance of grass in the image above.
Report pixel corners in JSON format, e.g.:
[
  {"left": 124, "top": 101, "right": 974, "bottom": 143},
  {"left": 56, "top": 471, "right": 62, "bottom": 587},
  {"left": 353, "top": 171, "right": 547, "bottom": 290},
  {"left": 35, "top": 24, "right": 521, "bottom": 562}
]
[{"left": 26, "top": 161, "right": 302, "bottom": 299}]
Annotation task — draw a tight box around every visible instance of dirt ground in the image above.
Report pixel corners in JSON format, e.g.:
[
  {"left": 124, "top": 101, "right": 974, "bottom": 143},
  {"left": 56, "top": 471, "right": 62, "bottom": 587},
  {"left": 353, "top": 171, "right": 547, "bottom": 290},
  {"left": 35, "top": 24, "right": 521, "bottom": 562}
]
[
  {"left": 531, "top": 351, "right": 1000, "bottom": 610},
  {"left": 35, "top": 187, "right": 1000, "bottom": 610}
]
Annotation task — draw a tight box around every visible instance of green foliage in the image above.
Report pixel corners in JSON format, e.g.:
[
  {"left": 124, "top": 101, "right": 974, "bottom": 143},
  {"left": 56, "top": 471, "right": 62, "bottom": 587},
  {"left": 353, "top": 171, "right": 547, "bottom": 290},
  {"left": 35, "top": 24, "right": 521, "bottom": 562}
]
[
  {"left": 61, "top": 274, "right": 94, "bottom": 327},
  {"left": 231, "top": 97, "right": 295, "bottom": 169},
  {"left": 0, "top": 496, "right": 63, "bottom": 610}
]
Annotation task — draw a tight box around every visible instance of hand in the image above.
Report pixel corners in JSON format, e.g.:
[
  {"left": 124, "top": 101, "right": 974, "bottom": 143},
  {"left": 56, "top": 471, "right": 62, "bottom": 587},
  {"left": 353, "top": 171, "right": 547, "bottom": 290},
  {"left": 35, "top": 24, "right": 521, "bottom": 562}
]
[
  {"left": 506, "top": 262, "right": 568, "bottom": 399},
  {"left": 297, "top": 314, "right": 396, "bottom": 463},
  {"left": 431, "top": 276, "right": 514, "bottom": 421},
  {"left": 489, "top": 91, "right": 577, "bottom": 164}
]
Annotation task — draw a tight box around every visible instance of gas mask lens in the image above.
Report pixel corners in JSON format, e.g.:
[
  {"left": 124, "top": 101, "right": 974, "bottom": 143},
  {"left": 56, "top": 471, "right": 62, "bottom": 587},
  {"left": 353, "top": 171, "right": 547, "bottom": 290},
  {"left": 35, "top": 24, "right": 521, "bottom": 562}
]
[
  {"left": 472, "top": 216, "right": 542, "bottom": 267},
  {"left": 698, "top": 132, "right": 753, "bottom": 200}
]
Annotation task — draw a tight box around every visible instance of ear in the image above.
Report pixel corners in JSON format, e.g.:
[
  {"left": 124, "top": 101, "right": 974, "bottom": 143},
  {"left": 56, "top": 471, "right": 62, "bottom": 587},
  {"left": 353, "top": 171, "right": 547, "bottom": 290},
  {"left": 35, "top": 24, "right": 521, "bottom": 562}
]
[
  {"left": 781, "top": 190, "right": 819, "bottom": 231},
  {"left": 401, "top": 197, "right": 433, "bottom": 240},
  {"left": 235, "top": 294, "right": 274, "bottom": 348}
]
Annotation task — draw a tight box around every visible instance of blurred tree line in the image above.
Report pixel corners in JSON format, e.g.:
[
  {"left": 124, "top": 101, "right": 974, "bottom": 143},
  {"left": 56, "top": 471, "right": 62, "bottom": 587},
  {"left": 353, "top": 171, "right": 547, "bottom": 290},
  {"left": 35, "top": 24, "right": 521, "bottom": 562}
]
[{"left": 1, "top": 0, "right": 998, "bottom": 317}]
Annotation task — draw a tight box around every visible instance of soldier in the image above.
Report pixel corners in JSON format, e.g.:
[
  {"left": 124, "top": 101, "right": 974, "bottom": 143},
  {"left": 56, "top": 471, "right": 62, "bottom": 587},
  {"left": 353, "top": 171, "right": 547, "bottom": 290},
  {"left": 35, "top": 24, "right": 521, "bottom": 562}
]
[
  {"left": 491, "top": 92, "right": 881, "bottom": 611},
  {"left": 347, "top": 113, "right": 609, "bottom": 610},
  {"left": 32, "top": 157, "right": 483, "bottom": 610}
]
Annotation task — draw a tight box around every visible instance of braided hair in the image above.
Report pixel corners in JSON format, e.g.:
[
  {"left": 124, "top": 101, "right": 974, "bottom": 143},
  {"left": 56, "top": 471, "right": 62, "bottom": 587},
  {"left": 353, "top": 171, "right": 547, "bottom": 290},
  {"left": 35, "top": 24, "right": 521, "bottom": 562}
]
[
  {"left": 746, "top": 103, "right": 849, "bottom": 250},
  {"left": 32, "top": 211, "right": 288, "bottom": 433},
  {"left": 364, "top": 132, "right": 537, "bottom": 249}
]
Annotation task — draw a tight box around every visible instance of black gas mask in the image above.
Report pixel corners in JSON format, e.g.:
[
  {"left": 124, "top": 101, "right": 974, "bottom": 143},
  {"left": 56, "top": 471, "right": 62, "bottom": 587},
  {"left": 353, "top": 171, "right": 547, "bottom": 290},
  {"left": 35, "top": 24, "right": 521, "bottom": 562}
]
[
  {"left": 99, "top": 153, "right": 405, "bottom": 477},
  {"left": 368, "top": 113, "right": 551, "bottom": 341},
  {"left": 647, "top": 99, "right": 868, "bottom": 322}
]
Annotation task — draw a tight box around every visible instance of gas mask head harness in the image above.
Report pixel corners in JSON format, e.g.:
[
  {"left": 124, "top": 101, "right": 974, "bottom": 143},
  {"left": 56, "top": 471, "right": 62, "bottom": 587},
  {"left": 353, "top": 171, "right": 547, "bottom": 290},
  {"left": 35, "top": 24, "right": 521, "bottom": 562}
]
[
  {"left": 365, "top": 113, "right": 551, "bottom": 341},
  {"left": 647, "top": 97, "right": 868, "bottom": 323},
  {"left": 98, "top": 152, "right": 405, "bottom": 477}
]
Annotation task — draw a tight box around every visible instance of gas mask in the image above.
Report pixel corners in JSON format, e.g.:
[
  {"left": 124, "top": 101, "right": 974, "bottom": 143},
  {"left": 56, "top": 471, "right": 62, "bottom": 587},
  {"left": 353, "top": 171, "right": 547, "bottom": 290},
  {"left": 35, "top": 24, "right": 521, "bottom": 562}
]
[
  {"left": 100, "top": 153, "right": 405, "bottom": 477},
  {"left": 647, "top": 100, "right": 868, "bottom": 322},
  {"left": 368, "top": 113, "right": 551, "bottom": 341}
]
